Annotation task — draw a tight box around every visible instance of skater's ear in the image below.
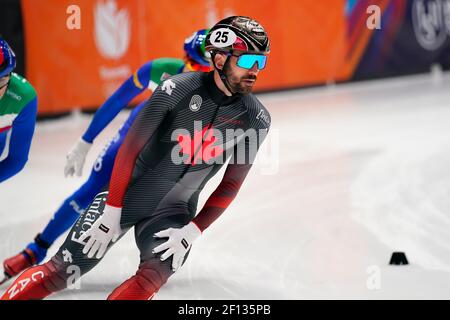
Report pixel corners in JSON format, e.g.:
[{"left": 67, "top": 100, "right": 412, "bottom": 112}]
[{"left": 213, "top": 52, "right": 227, "bottom": 70}]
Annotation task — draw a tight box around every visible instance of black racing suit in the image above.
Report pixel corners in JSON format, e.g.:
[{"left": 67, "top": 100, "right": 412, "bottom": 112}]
[{"left": 44, "top": 71, "right": 271, "bottom": 295}]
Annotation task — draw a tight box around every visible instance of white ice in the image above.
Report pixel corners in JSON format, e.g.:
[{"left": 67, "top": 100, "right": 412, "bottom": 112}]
[{"left": 1, "top": 71, "right": 450, "bottom": 299}]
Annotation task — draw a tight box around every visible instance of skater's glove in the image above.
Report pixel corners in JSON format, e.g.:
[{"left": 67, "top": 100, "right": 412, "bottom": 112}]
[
  {"left": 153, "top": 222, "right": 202, "bottom": 272},
  {"left": 79, "top": 204, "right": 122, "bottom": 259},
  {"left": 64, "top": 138, "right": 92, "bottom": 177}
]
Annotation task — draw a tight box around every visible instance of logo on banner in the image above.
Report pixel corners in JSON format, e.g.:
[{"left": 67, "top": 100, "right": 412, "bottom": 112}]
[
  {"left": 94, "top": 0, "right": 131, "bottom": 59},
  {"left": 412, "top": 0, "right": 450, "bottom": 51}
]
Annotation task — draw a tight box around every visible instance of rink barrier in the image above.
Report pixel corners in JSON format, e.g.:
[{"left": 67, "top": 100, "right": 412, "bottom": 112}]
[{"left": 13, "top": 0, "right": 450, "bottom": 115}]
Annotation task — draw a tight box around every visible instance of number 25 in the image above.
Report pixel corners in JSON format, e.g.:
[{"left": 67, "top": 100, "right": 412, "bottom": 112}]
[{"left": 214, "top": 31, "right": 229, "bottom": 43}]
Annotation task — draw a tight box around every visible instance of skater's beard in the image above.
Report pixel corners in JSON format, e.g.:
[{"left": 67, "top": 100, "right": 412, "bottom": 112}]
[{"left": 224, "top": 66, "right": 257, "bottom": 95}]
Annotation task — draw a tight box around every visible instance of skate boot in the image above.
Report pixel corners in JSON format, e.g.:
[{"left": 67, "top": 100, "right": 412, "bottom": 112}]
[
  {"left": 1, "top": 234, "right": 50, "bottom": 285},
  {"left": 1, "top": 248, "right": 36, "bottom": 285}
]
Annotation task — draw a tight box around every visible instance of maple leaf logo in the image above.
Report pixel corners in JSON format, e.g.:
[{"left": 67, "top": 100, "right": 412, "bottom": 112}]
[{"left": 177, "top": 126, "right": 224, "bottom": 165}]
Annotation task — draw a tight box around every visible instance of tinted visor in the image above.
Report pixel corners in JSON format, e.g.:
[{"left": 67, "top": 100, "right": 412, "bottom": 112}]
[{"left": 236, "top": 54, "right": 267, "bottom": 70}]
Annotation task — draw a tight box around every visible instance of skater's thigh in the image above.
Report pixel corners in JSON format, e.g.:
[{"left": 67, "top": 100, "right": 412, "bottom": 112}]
[
  {"left": 134, "top": 215, "right": 192, "bottom": 267},
  {"left": 51, "top": 191, "right": 130, "bottom": 276}
]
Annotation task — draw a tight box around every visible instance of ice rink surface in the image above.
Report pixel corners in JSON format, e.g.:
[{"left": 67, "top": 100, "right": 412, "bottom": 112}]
[{"left": 1, "top": 71, "right": 450, "bottom": 299}]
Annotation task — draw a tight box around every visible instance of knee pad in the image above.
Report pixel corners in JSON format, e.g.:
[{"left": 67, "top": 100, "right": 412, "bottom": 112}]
[
  {"left": 136, "top": 261, "right": 169, "bottom": 291},
  {"left": 107, "top": 260, "right": 172, "bottom": 300}
]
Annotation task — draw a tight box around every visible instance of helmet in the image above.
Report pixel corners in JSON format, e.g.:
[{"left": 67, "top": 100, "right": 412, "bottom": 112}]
[
  {"left": 184, "top": 29, "right": 211, "bottom": 69},
  {"left": 0, "top": 38, "right": 16, "bottom": 78},
  {"left": 205, "top": 16, "right": 270, "bottom": 55},
  {"left": 204, "top": 16, "right": 270, "bottom": 94},
  {"left": 184, "top": 29, "right": 211, "bottom": 72}
]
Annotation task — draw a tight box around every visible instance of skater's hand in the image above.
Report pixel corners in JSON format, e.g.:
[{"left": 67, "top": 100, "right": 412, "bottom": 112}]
[
  {"left": 153, "top": 222, "right": 201, "bottom": 272},
  {"left": 79, "top": 204, "right": 122, "bottom": 259},
  {"left": 64, "top": 138, "right": 92, "bottom": 177}
]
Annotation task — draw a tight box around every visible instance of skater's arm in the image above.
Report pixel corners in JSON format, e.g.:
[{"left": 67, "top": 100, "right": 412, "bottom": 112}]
[
  {"left": 0, "top": 98, "right": 37, "bottom": 183},
  {"left": 106, "top": 87, "right": 172, "bottom": 208},
  {"left": 82, "top": 62, "right": 153, "bottom": 143},
  {"left": 192, "top": 162, "right": 254, "bottom": 232},
  {"left": 192, "top": 128, "right": 270, "bottom": 232}
]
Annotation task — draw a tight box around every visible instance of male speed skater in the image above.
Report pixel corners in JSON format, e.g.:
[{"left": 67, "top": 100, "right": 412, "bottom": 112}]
[
  {"left": 0, "top": 38, "right": 37, "bottom": 184},
  {"left": 0, "top": 29, "right": 211, "bottom": 284},
  {"left": 1, "top": 16, "right": 272, "bottom": 300}
]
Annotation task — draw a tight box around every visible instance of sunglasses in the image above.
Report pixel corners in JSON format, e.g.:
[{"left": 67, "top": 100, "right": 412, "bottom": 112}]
[{"left": 233, "top": 54, "right": 268, "bottom": 70}]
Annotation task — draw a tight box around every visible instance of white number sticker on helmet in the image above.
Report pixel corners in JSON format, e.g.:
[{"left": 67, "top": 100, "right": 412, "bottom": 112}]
[{"left": 210, "top": 28, "right": 236, "bottom": 48}]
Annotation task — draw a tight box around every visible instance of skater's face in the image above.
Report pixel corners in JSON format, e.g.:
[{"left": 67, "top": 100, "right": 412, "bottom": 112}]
[
  {"left": 0, "top": 75, "right": 10, "bottom": 99},
  {"left": 215, "top": 51, "right": 264, "bottom": 95}
]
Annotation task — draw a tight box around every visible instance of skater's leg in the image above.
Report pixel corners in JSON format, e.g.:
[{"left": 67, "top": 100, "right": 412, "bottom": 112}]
[
  {"left": 1, "top": 260, "right": 59, "bottom": 300},
  {"left": 1, "top": 191, "right": 129, "bottom": 300},
  {"left": 33, "top": 133, "right": 123, "bottom": 259},
  {"left": 108, "top": 215, "right": 191, "bottom": 300},
  {"left": 25, "top": 167, "right": 110, "bottom": 263},
  {"left": 2, "top": 133, "right": 124, "bottom": 282}
]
